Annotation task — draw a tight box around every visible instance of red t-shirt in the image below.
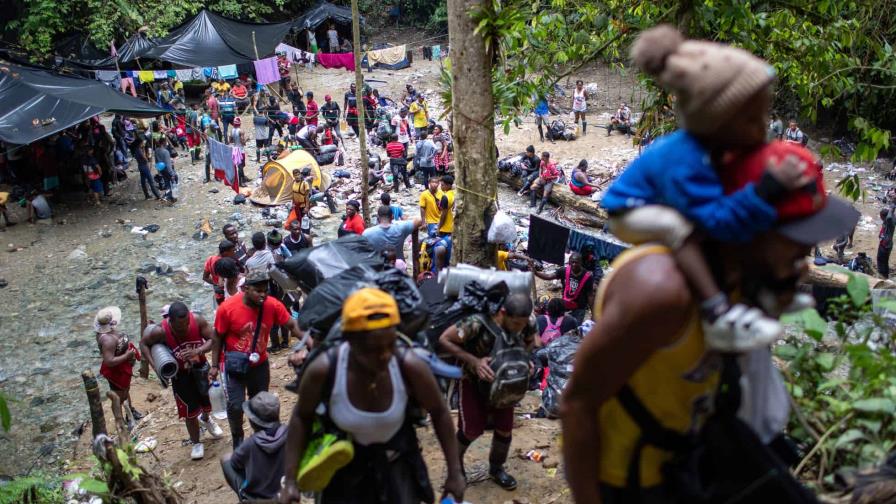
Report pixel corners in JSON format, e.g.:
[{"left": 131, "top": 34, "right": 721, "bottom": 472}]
[
  {"left": 306, "top": 100, "right": 319, "bottom": 126},
  {"left": 342, "top": 213, "right": 365, "bottom": 235},
  {"left": 214, "top": 293, "right": 290, "bottom": 366},
  {"left": 204, "top": 255, "right": 221, "bottom": 289},
  {"left": 386, "top": 142, "right": 405, "bottom": 159}
]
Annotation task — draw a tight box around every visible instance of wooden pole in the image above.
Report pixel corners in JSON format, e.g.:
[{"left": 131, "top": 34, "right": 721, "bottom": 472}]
[
  {"left": 351, "top": 0, "right": 371, "bottom": 226},
  {"left": 137, "top": 276, "right": 150, "bottom": 379},
  {"left": 82, "top": 370, "right": 107, "bottom": 439}
]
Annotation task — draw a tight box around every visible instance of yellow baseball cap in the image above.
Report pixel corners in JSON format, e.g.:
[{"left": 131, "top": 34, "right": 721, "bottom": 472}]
[{"left": 342, "top": 288, "right": 400, "bottom": 333}]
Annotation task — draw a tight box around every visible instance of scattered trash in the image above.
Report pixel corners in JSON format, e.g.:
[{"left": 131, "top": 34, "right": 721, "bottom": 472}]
[
  {"left": 525, "top": 449, "right": 544, "bottom": 462},
  {"left": 192, "top": 218, "right": 212, "bottom": 240},
  {"left": 0, "top": 279, "right": 7, "bottom": 288},
  {"left": 142, "top": 224, "right": 160, "bottom": 233},
  {"left": 135, "top": 437, "right": 158, "bottom": 453},
  {"left": 209, "top": 187, "right": 220, "bottom": 193},
  {"left": 233, "top": 194, "right": 247, "bottom": 205}
]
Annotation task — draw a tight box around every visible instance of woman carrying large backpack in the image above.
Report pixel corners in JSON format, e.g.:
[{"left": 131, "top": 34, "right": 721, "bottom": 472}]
[{"left": 280, "top": 288, "right": 465, "bottom": 504}]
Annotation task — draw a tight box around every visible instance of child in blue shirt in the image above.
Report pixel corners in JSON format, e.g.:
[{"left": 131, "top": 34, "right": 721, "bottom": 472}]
[{"left": 602, "top": 26, "right": 812, "bottom": 352}]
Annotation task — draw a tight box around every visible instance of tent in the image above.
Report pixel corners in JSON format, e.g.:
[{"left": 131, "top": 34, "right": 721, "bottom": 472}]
[
  {"left": 0, "top": 62, "right": 165, "bottom": 145},
  {"left": 65, "top": 32, "right": 159, "bottom": 70},
  {"left": 144, "top": 10, "right": 292, "bottom": 67},
  {"left": 362, "top": 43, "right": 410, "bottom": 71},
  {"left": 292, "top": 1, "right": 364, "bottom": 51},
  {"left": 249, "top": 149, "right": 328, "bottom": 206}
]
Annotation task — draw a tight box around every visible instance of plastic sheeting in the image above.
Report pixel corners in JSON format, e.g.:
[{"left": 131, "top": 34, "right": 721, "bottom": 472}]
[
  {"left": 64, "top": 33, "right": 159, "bottom": 70},
  {"left": 144, "top": 10, "right": 292, "bottom": 67},
  {"left": 0, "top": 63, "right": 166, "bottom": 145},
  {"left": 278, "top": 234, "right": 382, "bottom": 291},
  {"left": 292, "top": 1, "right": 363, "bottom": 31}
]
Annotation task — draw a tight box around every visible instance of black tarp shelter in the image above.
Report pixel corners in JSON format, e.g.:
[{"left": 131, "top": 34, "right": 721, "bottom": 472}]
[
  {"left": 292, "top": 2, "right": 364, "bottom": 51},
  {"left": 65, "top": 32, "right": 158, "bottom": 70},
  {"left": 0, "top": 62, "right": 165, "bottom": 145},
  {"left": 143, "top": 10, "right": 292, "bottom": 67}
]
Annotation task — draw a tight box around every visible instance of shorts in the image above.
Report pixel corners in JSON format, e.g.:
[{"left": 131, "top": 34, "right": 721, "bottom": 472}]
[
  {"left": 569, "top": 183, "right": 595, "bottom": 196},
  {"left": 172, "top": 369, "right": 212, "bottom": 419},
  {"left": 458, "top": 377, "right": 514, "bottom": 439},
  {"left": 88, "top": 179, "right": 103, "bottom": 193}
]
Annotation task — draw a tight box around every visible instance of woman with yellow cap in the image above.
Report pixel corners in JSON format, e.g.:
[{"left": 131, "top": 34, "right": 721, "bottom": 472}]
[{"left": 280, "top": 288, "right": 465, "bottom": 503}]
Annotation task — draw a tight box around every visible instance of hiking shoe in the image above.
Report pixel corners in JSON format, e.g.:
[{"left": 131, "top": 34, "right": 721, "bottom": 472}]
[
  {"left": 489, "top": 467, "right": 517, "bottom": 490},
  {"left": 190, "top": 442, "right": 205, "bottom": 460},
  {"left": 200, "top": 417, "right": 224, "bottom": 439},
  {"left": 297, "top": 432, "right": 354, "bottom": 492},
  {"left": 702, "top": 304, "right": 782, "bottom": 353},
  {"left": 130, "top": 406, "right": 145, "bottom": 421}
]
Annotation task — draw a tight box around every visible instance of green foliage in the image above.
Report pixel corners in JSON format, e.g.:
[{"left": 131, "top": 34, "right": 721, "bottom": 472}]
[
  {"left": 462, "top": 0, "right": 894, "bottom": 159},
  {"left": 780, "top": 273, "right": 896, "bottom": 484},
  {"left": 7, "top": 0, "right": 290, "bottom": 58},
  {"left": 0, "top": 475, "right": 64, "bottom": 504},
  {"left": 0, "top": 393, "right": 10, "bottom": 432}
]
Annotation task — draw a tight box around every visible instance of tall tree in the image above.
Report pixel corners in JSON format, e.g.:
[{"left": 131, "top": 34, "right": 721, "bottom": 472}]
[{"left": 447, "top": 0, "right": 497, "bottom": 267}]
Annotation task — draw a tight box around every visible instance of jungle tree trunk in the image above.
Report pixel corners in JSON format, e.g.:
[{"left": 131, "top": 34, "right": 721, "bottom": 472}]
[
  {"left": 351, "top": 0, "right": 370, "bottom": 225},
  {"left": 448, "top": 0, "right": 497, "bottom": 267}
]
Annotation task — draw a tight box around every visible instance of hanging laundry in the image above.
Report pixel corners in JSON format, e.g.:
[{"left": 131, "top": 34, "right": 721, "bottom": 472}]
[
  {"left": 253, "top": 57, "right": 280, "bottom": 85},
  {"left": 367, "top": 45, "right": 407, "bottom": 66},
  {"left": 153, "top": 70, "right": 169, "bottom": 80},
  {"left": 431, "top": 45, "right": 441, "bottom": 59},
  {"left": 167, "top": 70, "right": 177, "bottom": 78},
  {"left": 528, "top": 214, "right": 570, "bottom": 265},
  {"left": 95, "top": 70, "right": 120, "bottom": 89},
  {"left": 120, "top": 77, "right": 137, "bottom": 97},
  {"left": 189, "top": 67, "right": 206, "bottom": 81},
  {"left": 422, "top": 46, "right": 432, "bottom": 61},
  {"left": 316, "top": 52, "right": 355, "bottom": 71},
  {"left": 174, "top": 69, "right": 194, "bottom": 82},
  {"left": 275, "top": 43, "right": 302, "bottom": 65},
  {"left": 218, "top": 64, "right": 238, "bottom": 79},
  {"left": 137, "top": 70, "right": 155, "bottom": 83},
  {"left": 209, "top": 138, "right": 239, "bottom": 193}
]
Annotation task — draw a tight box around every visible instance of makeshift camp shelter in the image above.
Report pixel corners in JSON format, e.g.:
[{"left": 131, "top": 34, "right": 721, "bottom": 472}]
[
  {"left": 65, "top": 32, "right": 158, "bottom": 70},
  {"left": 249, "top": 149, "right": 329, "bottom": 206},
  {"left": 0, "top": 62, "right": 165, "bottom": 145},
  {"left": 363, "top": 43, "right": 410, "bottom": 70},
  {"left": 292, "top": 1, "right": 364, "bottom": 51},
  {"left": 143, "top": 10, "right": 292, "bottom": 67}
]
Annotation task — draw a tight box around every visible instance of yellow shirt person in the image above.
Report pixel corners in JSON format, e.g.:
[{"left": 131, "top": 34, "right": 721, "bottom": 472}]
[{"left": 408, "top": 98, "right": 429, "bottom": 129}]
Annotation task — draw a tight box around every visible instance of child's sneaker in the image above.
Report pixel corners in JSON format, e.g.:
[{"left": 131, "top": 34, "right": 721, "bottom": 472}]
[
  {"left": 190, "top": 442, "right": 205, "bottom": 460},
  {"left": 702, "top": 303, "right": 782, "bottom": 352}
]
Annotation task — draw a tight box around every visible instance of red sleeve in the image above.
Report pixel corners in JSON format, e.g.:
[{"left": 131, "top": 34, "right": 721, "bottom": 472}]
[
  {"left": 271, "top": 298, "right": 291, "bottom": 325},
  {"left": 349, "top": 215, "right": 365, "bottom": 234},
  {"left": 214, "top": 302, "right": 230, "bottom": 335}
]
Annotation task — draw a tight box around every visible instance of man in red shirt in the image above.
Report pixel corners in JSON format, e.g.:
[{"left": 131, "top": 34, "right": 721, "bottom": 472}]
[
  {"left": 385, "top": 134, "right": 411, "bottom": 191},
  {"left": 203, "top": 240, "right": 236, "bottom": 306},
  {"left": 304, "top": 91, "right": 319, "bottom": 127},
  {"left": 209, "top": 269, "right": 305, "bottom": 447},
  {"left": 529, "top": 151, "right": 559, "bottom": 214}
]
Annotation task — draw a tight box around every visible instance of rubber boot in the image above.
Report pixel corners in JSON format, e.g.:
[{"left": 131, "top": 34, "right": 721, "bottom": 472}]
[
  {"left": 489, "top": 433, "right": 517, "bottom": 490},
  {"left": 537, "top": 198, "right": 546, "bottom": 214},
  {"left": 582, "top": 121, "right": 587, "bottom": 135},
  {"left": 529, "top": 189, "right": 537, "bottom": 208}
]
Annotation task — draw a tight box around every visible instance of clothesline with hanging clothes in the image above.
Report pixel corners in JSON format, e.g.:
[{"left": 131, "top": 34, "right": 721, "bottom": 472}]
[{"left": 528, "top": 214, "right": 629, "bottom": 265}]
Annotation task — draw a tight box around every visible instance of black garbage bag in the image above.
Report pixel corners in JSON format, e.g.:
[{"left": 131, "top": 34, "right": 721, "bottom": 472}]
[
  {"left": 548, "top": 119, "right": 566, "bottom": 141},
  {"left": 297, "top": 265, "right": 429, "bottom": 342},
  {"left": 423, "top": 280, "right": 510, "bottom": 349},
  {"left": 315, "top": 144, "right": 338, "bottom": 166},
  {"left": 278, "top": 235, "right": 382, "bottom": 291}
]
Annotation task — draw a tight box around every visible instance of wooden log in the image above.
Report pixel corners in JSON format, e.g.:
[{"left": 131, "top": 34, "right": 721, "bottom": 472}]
[
  {"left": 807, "top": 264, "right": 896, "bottom": 290},
  {"left": 82, "top": 370, "right": 106, "bottom": 439},
  {"left": 497, "top": 170, "right": 609, "bottom": 222},
  {"left": 137, "top": 276, "right": 150, "bottom": 379}
]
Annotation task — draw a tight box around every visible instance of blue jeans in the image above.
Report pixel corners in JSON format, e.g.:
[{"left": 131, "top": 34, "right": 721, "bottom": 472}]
[
  {"left": 138, "top": 162, "right": 160, "bottom": 199},
  {"left": 225, "top": 360, "right": 270, "bottom": 445}
]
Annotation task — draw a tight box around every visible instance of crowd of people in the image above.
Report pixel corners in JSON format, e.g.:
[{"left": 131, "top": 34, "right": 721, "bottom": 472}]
[{"left": 71, "top": 21, "right": 889, "bottom": 504}]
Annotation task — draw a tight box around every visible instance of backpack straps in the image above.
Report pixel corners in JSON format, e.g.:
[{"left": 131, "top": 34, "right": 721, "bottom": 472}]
[{"left": 616, "top": 384, "right": 691, "bottom": 495}]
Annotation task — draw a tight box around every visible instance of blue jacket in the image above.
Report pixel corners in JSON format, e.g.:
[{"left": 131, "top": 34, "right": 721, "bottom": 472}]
[{"left": 601, "top": 130, "right": 776, "bottom": 243}]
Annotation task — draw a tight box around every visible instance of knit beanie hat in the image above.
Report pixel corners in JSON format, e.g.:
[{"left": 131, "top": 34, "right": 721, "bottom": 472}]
[{"left": 631, "top": 25, "right": 775, "bottom": 135}]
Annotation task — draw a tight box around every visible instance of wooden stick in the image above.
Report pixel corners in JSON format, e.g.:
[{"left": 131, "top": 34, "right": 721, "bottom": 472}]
[
  {"left": 82, "top": 370, "right": 107, "bottom": 439},
  {"left": 137, "top": 276, "right": 150, "bottom": 379},
  {"left": 351, "top": 0, "right": 371, "bottom": 226}
]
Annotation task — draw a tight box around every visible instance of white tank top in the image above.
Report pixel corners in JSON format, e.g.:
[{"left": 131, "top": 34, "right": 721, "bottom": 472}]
[
  {"left": 573, "top": 88, "right": 587, "bottom": 112},
  {"left": 329, "top": 342, "right": 408, "bottom": 446}
]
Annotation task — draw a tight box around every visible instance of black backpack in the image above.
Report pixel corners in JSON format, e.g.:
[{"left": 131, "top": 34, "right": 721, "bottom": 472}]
[
  {"left": 476, "top": 315, "right": 530, "bottom": 409},
  {"left": 617, "top": 355, "right": 818, "bottom": 504}
]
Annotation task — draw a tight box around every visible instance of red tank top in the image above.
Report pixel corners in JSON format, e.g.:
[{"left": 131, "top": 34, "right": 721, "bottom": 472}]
[{"left": 162, "top": 313, "right": 207, "bottom": 370}]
